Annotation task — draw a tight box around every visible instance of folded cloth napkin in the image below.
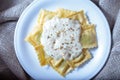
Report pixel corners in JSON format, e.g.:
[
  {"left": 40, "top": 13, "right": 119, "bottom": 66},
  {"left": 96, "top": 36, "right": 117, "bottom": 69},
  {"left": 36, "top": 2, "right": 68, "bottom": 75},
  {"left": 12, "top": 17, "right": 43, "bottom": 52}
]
[{"left": 0, "top": 0, "right": 120, "bottom": 80}]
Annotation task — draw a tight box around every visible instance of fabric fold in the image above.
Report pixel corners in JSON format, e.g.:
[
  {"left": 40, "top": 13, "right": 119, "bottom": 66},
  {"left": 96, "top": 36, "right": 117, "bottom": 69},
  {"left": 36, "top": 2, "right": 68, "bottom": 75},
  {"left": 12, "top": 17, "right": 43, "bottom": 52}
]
[{"left": 0, "top": 0, "right": 120, "bottom": 79}]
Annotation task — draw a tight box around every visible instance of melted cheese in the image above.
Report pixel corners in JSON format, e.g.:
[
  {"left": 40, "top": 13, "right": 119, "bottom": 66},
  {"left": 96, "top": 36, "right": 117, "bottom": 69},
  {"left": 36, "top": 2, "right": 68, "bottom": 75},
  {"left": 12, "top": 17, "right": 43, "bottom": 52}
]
[{"left": 40, "top": 17, "right": 82, "bottom": 60}]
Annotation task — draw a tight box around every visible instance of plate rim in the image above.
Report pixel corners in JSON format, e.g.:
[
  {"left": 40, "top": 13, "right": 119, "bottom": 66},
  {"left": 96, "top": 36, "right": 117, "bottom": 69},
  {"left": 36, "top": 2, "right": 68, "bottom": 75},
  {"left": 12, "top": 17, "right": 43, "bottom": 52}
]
[{"left": 14, "top": 0, "right": 111, "bottom": 79}]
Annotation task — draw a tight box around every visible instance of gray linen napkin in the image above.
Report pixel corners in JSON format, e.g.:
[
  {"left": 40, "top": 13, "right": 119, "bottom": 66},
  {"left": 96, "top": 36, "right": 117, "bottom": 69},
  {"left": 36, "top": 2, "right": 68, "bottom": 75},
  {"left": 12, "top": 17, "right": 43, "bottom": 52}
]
[
  {"left": 0, "top": 0, "right": 120, "bottom": 80},
  {"left": 0, "top": 0, "right": 33, "bottom": 80}
]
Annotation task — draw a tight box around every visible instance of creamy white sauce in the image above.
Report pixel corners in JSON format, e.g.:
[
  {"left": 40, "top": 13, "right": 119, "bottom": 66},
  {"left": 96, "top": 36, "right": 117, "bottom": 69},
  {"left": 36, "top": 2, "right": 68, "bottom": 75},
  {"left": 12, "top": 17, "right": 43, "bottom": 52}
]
[{"left": 40, "top": 17, "right": 82, "bottom": 60}]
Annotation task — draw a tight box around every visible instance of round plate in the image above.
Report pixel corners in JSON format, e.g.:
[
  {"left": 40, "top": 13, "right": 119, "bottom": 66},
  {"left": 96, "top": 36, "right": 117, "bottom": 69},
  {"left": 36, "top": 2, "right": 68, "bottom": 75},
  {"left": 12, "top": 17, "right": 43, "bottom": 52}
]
[{"left": 14, "top": 0, "right": 111, "bottom": 79}]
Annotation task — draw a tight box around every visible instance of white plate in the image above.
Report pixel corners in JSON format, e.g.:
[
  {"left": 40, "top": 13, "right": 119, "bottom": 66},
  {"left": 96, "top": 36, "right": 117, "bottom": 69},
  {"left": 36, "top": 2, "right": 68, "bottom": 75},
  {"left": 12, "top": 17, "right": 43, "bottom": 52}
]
[{"left": 14, "top": 0, "right": 111, "bottom": 79}]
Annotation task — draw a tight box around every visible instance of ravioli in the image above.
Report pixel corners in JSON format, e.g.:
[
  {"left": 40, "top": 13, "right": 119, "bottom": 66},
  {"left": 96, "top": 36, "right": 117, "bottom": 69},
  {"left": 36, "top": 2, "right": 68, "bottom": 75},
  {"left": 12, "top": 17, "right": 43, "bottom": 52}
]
[
  {"left": 25, "top": 8, "right": 97, "bottom": 76},
  {"left": 67, "top": 10, "right": 88, "bottom": 25},
  {"left": 56, "top": 8, "right": 77, "bottom": 18},
  {"left": 80, "top": 24, "right": 97, "bottom": 48}
]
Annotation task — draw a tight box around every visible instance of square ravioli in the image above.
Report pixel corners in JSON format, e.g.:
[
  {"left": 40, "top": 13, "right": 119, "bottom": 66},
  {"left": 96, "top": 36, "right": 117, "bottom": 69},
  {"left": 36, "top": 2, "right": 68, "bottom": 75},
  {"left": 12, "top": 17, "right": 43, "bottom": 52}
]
[{"left": 25, "top": 8, "right": 97, "bottom": 76}]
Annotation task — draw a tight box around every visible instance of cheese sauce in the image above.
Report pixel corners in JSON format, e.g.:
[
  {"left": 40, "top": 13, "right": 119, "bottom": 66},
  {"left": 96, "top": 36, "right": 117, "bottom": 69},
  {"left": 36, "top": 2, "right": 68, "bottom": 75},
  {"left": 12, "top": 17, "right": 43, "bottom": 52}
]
[{"left": 40, "top": 17, "right": 82, "bottom": 60}]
